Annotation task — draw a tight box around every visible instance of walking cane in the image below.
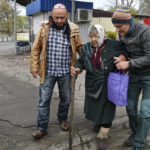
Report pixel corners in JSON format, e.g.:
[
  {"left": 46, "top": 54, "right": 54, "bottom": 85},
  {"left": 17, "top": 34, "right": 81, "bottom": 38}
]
[{"left": 69, "top": 75, "right": 76, "bottom": 150}]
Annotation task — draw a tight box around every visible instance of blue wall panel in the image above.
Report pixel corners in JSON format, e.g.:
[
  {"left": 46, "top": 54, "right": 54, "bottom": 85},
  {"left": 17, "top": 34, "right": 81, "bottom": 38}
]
[
  {"left": 41, "top": 0, "right": 46, "bottom": 11},
  {"left": 75, "top": 1, "right": 93, "bottom": 9},
  {"left": 26, "top": 0, "right": 93, "bottom": 16}
]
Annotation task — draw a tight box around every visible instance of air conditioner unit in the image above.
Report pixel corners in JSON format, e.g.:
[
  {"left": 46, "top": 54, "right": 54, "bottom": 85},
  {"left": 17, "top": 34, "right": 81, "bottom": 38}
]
[{"left": 75, "top": 9, "right": 93, "bottom": 23}]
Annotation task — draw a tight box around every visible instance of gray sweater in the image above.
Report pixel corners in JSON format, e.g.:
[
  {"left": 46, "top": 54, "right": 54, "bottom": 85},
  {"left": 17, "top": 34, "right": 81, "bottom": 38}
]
[{"left": 120, "top": 23, "right": 150, "bottom": 72}]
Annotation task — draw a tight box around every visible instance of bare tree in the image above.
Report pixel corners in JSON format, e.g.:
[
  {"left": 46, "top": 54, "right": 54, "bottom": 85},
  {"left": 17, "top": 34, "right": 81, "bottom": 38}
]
[
  {"left": 105, "top": 0, "right": 139, "bottom": 12},
  {"left": 115, "top": 0, "right": 119, "bottom": 7},
  {"left": 127, "top": 0, "right": 134, "bottom": 7},
  {"left": 121, "top": 0, "right": 125, "bottom": 5},
  {"left": 138, "top": 0, "right": 150, "bottom": 15},
  {"left": 105, "top": 0, "right": 139, "bottom": 9},
  {"left": 103, "top": 0, "right": 150, "bottom": 16},
  {"left": 105, "top": 0, "right": 150, "bottom": 15},
  {"left": 116, "top": 0, "right": 138, "bottom": 7}
]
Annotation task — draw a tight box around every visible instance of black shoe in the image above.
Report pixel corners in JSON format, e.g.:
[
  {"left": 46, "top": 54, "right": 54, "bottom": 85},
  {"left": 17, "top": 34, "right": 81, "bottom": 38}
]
[
  {"left": 97, "top": 138, "right": 108, "bottom": 150},
  {"left": 133, "top": 146, "right": 142, "bottom": 150},
  {"left": 93, "top": 124, "right": 101, "bottom": 133},
  {"left": 124, "top": 132, "right": 135, "bottom": 147}
]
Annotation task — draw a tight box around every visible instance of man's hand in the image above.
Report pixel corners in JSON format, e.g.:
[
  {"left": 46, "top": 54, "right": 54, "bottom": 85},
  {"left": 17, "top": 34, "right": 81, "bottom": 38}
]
[
  {"left": 71, "top": 67, "right": 82, "bottom": 76},
  {"left": 116, "top": 61, "right": 129, "bottom": 70},
  {"left": 31, "top": 72, "right": 38, "bottom": 78}
]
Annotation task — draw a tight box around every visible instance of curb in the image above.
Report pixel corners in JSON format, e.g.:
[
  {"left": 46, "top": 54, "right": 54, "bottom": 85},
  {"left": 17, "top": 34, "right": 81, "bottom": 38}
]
[{"left": 46, "top": 116, "right": 129, "bottom": 150}]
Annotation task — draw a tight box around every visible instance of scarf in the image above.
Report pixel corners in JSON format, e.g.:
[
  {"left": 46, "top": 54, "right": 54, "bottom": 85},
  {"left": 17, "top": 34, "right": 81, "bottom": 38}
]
[
  {"left": 91, "top": 40, "right": 106, "bottom": 70},
  {"left": 126, "top": 18, "right": 135, "bottom": 35},
  {"left": 49, "top": 16, "right": 70, "bottom": 41}
]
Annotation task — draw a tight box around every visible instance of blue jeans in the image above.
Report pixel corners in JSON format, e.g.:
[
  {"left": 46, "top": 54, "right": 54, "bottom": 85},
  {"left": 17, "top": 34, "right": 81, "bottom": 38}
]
[{"left": 37, "top": 73, "right": 71, "bottom": 131}]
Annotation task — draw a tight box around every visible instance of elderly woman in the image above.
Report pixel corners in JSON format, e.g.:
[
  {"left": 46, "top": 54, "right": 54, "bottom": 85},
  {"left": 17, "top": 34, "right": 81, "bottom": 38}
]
[{"left": 71, "top": 25, "right": 127, "bottom": 143}]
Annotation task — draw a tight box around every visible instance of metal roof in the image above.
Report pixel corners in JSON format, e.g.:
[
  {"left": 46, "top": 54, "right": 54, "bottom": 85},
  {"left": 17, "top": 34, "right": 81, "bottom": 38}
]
[
  {"left": 26, "top": 0, "right": 93, "bottom": 16},
  {"left": 11, "top": 0, "right": 35, "bottom": 6}
]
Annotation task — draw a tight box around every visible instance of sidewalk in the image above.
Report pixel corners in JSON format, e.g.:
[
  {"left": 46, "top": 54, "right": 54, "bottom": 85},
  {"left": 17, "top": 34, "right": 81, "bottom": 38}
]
[{"left": 0, "top": 53, "right": 149, "bottom": 150}]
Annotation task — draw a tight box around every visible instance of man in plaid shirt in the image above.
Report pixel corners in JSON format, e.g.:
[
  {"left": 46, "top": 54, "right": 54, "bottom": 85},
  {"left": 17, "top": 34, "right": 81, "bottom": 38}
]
[{"left": 30, "top": 3, "right": 82, "bottom": 139}]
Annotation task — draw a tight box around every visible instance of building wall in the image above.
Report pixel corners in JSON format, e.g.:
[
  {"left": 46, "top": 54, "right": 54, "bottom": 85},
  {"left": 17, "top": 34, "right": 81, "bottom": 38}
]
[
  {"left": 78, "top": 22, "right": 90, "bottom": 44},
  {"left": 91, "top": 17, "right": 116, "bottom": 32},
  {"left": 32, "top": 12, "right": 50, "bottom": 35}
]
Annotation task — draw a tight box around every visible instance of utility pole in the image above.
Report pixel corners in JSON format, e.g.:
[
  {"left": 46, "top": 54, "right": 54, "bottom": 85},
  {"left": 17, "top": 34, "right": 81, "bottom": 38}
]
[
  {"left": 29, "top": 0, "right": 34, "bottom": 50},
  {"left": 14, "top": 0, "right": 17, "bottom": 54},
  {"left": 71, "top": 0, "right": 75, "bottom": 22}
]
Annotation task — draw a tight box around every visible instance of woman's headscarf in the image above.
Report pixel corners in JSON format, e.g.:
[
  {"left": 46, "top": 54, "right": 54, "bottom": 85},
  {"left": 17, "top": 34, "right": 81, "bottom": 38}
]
[
  {"left": 88, "top": 24, "right": 108, "bottom": 70},
  {"left": 88, "top": 24, "right": 108, "bottom": 47}
]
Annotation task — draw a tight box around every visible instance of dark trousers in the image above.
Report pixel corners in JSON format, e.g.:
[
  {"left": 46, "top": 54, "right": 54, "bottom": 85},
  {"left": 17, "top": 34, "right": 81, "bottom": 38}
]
[{"left": 127, "top": 71, "right": 150, "bottom": 148}]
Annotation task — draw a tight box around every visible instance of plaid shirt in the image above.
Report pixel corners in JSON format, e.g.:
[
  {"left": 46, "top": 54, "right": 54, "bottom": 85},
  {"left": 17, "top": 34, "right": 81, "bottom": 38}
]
[{"left": 46, "top": 26, "right": 71, "bottom": 76}]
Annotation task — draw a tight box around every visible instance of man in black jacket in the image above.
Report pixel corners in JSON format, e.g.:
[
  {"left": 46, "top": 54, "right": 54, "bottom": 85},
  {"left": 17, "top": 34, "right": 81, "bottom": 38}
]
[{"left": 112, "top": 6, "right": 150, "bottom": 150}]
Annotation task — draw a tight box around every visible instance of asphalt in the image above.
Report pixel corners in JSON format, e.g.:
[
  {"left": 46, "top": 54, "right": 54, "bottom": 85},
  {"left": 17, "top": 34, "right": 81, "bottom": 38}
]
[{"left": 0, "top": 43, "right": 150, "bottom": 150}]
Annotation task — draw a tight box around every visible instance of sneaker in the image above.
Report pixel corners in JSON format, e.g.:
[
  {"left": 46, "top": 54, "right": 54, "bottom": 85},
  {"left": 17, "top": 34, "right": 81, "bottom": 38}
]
[{"left": 124, "top": 132, "right": 135, "bottom": 147}]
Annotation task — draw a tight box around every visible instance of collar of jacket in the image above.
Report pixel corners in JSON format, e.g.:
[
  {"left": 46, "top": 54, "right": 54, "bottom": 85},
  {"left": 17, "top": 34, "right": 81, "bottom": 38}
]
[{"left": 125, "top": 18, "right": 135, "bottom": 36}]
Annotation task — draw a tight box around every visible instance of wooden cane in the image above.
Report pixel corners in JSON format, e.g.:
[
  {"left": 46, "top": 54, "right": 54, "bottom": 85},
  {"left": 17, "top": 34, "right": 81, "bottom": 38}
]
[{"left": 69, "top": 75, "right": 76, "bottom": 150}]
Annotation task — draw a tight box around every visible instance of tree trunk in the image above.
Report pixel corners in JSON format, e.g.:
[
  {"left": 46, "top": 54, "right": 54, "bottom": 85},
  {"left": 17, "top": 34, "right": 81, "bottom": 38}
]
[
  {"left": 115, "top": 0, "right": 118, "bottom": 8},
  {"left": 121, "top": 0, "right": 124, "bottom": 5}
]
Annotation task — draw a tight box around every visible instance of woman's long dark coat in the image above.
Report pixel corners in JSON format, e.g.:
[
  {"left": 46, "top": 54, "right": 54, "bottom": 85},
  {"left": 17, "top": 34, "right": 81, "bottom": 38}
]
[{"left": 75, "top": 39, "right": 127, "bottom": 124}]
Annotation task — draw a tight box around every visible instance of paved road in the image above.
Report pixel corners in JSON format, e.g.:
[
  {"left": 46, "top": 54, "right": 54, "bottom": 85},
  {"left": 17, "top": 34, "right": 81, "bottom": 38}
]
[{"left": 0, "top": 41, "right": 30, "bottom": 55}]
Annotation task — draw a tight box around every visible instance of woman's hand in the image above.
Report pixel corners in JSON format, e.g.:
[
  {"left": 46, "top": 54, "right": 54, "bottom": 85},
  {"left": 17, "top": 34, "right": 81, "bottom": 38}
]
[
  {"left": 114, "top": 55, "right": 126, "bottom": 64},
  {"left": 113, "top": 55, "right": 129, "bottom": 70},
  {"left": 71, "top": 67, "right": 82, "bottom": 76}
]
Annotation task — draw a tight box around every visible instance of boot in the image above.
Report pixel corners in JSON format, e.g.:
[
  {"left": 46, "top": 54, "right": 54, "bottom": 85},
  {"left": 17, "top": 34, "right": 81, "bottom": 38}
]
[
  {"left": 124, "top": 132, "right": 135, "bottom": 147},
  {"left": 97, "top": 127, "right": 110, "bottom": 149},
  {"left": 133, "top": 146, "right": 142, "bottom": 150}
]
